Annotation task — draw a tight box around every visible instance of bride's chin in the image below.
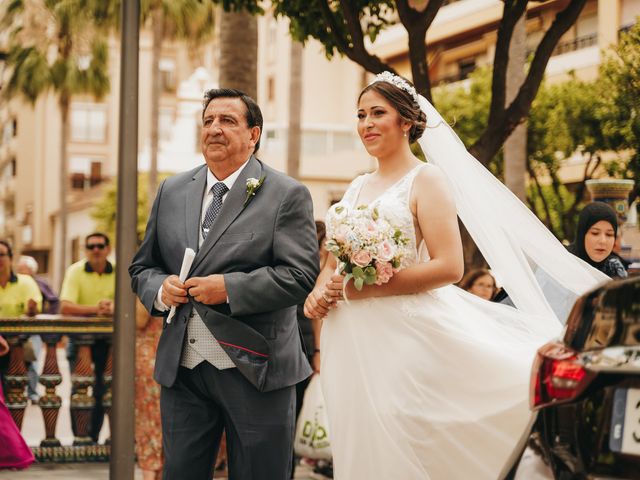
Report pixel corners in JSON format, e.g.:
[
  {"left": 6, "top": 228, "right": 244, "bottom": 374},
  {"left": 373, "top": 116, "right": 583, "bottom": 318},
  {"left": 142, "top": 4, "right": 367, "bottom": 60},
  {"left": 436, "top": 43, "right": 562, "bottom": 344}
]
[{"left": 362, "top": 145, "right": 381, "bottom": 157}]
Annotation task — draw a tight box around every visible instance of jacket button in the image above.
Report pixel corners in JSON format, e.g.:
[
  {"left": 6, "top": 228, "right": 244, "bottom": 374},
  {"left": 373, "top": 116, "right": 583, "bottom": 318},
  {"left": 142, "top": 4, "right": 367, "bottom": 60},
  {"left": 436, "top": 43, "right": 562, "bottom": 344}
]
[{"left": 189, "top": 338, "right": 196, "bottom": 344}]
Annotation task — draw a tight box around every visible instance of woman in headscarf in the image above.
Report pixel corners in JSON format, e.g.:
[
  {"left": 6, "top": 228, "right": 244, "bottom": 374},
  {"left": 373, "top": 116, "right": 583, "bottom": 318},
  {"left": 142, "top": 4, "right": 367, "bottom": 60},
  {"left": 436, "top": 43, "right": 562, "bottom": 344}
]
[{"left": 568, "top": 202, "right": 628, "bottom": 278}]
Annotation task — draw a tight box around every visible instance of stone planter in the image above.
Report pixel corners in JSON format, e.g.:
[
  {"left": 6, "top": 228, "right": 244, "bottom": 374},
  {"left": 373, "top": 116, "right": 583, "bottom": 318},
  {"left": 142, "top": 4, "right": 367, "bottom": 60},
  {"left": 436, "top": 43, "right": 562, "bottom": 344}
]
[{"left": 585, "top": 179, "right": 635, "bottom": 223}]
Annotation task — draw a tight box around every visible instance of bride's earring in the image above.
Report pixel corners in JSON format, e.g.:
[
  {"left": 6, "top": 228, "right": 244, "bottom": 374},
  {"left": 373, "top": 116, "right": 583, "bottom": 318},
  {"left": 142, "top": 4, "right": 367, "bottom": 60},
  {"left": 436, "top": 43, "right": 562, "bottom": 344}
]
[{"left": 403, "top": 130, "right": 408, "bottom": 137}]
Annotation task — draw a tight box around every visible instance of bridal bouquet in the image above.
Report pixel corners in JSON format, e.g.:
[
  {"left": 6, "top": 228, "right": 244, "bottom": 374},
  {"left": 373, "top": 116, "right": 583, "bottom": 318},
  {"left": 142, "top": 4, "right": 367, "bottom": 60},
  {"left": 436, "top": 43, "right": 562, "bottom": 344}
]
[{"left": 325, "top": 202, "right": 410, "bottom": 290}]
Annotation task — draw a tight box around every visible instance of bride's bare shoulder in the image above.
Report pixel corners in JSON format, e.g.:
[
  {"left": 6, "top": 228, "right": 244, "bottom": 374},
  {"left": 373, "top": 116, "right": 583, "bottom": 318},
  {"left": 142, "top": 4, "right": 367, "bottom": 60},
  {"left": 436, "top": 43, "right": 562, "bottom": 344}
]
[
  {"left": 415, "top": 163, "right": 448, "bottom": 187},
  {"left": 413, "top": 163, "right": 455, "bottom": 204}
]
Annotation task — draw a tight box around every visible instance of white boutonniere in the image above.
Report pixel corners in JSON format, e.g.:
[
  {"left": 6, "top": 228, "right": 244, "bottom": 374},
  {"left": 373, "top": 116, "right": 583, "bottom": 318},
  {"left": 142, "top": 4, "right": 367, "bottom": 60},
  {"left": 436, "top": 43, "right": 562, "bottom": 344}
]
[{"left": 244, "top": 176, "right": 265, "bottom": 206}]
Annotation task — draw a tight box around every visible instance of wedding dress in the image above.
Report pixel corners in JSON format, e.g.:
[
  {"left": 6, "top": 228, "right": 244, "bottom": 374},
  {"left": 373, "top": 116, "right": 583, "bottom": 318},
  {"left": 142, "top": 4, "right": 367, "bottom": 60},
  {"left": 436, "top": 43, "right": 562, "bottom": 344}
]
[{"left": 322, "top": 164, "right": 569, "bottom": 479}]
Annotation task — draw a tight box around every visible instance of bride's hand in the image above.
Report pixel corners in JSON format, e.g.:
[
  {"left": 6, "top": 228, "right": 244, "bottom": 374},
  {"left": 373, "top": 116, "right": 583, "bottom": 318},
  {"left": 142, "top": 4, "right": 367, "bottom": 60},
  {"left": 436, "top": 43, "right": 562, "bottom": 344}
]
[
  {"left": 324, "top": 274, "right": 345, "bottom": 303},
  {"left": 304, "top": 288, "right": 335, "bottom": 320}
]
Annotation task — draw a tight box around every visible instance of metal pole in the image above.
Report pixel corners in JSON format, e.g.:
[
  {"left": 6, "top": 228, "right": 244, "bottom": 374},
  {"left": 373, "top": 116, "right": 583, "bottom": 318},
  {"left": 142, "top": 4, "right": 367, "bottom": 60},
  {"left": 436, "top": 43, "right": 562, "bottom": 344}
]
[{"left": 111, "top": 0, "right": 139, "bottom": 478}]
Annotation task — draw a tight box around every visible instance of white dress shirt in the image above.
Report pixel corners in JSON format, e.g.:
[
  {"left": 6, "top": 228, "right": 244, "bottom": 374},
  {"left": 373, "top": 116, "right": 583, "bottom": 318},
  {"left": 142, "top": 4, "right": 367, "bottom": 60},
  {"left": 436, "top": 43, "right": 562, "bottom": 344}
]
[{"left": 154, "top": 158, "right": 251, "bottom": 311}]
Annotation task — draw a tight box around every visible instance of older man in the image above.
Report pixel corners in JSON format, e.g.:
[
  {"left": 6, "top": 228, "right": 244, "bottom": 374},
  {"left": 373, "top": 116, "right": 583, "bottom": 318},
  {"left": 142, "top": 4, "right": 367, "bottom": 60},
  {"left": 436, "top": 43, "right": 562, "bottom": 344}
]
[{"left": 130, "top": 88, "right": 319, "bottom": 480}]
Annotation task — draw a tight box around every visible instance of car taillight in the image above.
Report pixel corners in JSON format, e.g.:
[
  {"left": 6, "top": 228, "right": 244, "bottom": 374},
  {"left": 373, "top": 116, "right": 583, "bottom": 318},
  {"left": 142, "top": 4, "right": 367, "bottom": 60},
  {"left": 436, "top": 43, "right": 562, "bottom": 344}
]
[{"left": 530, "top": 342, "right": 595, "bottom": 410}]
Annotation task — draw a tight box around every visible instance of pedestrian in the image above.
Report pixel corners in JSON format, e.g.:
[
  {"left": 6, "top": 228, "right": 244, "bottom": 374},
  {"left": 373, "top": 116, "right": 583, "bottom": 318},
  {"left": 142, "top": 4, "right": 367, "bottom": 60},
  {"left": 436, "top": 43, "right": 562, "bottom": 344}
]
[
  {"left": 459, "top": 268, "right": 498, "bottom": 301},
  {"left": 60, "top": 232, "right": 115, "bottom": 442},
  {"left": 16, "top": 255, "right": 60, "bottom": 403},
  {"left": 568, "top": 202, "right": 628, "bottom": 278}
]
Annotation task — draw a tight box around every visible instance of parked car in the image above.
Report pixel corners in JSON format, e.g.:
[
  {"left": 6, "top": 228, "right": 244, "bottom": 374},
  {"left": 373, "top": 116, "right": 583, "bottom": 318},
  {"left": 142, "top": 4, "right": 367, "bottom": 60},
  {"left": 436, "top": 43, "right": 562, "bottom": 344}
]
[{"left": 528, "top": 275, "right": 640, "bottom": 479}]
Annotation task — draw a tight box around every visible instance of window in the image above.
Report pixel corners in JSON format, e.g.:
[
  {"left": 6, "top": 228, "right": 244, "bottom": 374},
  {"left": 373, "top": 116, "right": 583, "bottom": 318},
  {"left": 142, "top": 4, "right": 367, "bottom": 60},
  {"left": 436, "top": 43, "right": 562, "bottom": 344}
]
[
  {"left": 267, "top": 20, "right": 278, "bottom": 63},
  {"left": 302, "top": 131, "right": 328, "bottom": 156},
  {"left": 576, "top": 13, "right": 597, "bottom": 38},
  {"left": 159, "top": 107, "right": 175, "bottom": 142},
  {"left": 267, "top": 76, "right": 275, "bottom": 102},
  {"left": 458, "top": 58, "right": 476, "bottom": 80},
  {"left": 69, "top": 155, "right": 105, "bottom": 190},
  {"left": 160, "top": 58, "right": 176, "bottom": 93},
  {"left": 332, "top": 132, "right": 356, "bottom": 153},
  {"left": 71, "top": 103, "right": 107, "bottom": 142}
]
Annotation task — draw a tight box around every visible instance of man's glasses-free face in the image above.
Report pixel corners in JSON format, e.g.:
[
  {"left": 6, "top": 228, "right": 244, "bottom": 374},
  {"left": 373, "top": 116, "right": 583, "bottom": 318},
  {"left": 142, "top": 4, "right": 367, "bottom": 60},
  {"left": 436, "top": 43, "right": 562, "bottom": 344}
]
[{"left": 86, "top": 244, "right": 107, "bottom": 251}]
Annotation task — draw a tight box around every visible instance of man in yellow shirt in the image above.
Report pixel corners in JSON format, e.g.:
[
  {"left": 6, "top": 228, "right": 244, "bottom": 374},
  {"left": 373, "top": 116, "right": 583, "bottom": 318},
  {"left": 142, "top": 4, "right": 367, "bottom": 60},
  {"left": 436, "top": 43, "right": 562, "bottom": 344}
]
[
  {"left": 60, "top": 232, "right": 115, "bottom": 443},
  {"left": 0, "top": 240, "right": 42, "bottom": 393}
]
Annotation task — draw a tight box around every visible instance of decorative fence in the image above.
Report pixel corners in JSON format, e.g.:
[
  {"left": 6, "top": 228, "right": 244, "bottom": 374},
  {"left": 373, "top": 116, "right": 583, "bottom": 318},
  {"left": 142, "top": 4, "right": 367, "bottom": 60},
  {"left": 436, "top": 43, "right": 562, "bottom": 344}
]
[{"left": 0, "top": 315, "right": 113, "bottom": 462}]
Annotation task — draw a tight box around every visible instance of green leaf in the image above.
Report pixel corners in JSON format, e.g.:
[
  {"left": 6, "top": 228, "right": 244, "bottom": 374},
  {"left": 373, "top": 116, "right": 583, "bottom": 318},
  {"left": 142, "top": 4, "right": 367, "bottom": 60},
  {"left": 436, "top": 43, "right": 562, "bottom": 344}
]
[
  {"left": 363, "top": 266, "right": 377, "bottom": 285},
  {"left": 352, "top": 266, "right": 364, "bottom": 279},
  {"left": 354, "top": 277, "right": 364, "bottom": 291}
]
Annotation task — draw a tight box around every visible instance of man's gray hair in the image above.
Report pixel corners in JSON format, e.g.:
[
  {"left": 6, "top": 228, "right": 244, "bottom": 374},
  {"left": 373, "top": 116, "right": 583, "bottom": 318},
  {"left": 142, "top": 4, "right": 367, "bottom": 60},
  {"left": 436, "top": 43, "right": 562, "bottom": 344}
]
[{"left": 17, "top": 255, "right": 39, "bottom": 275}]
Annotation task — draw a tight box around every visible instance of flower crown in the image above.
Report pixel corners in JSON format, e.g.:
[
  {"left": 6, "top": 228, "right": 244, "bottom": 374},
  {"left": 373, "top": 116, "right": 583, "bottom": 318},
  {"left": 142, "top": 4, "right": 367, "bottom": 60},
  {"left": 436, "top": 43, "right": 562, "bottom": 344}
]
[{"left": 372, "top": 71, "right": 420, "bottom": 104}]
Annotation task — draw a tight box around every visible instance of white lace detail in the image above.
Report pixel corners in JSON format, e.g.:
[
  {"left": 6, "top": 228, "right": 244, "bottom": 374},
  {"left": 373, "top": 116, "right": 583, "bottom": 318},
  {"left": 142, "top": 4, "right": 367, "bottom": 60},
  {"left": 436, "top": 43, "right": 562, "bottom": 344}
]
[{"left": 328, "top": 164, "right": 424, "bottom": 270}]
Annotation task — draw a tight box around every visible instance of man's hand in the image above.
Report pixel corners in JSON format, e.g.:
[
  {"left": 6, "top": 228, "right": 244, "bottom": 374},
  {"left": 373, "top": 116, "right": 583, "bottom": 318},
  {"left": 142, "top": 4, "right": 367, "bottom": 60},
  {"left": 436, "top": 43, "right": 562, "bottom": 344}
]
[
  {"left": 184, "top": 275, "right": 227, "bottom": 305},
  {"left": 97, "top": 299, "right": 114, "bottom": 316},
  {"left": 303, "top": 288, "right": 334, "bottom": 320},
  {"left": 26, "top": 298, "right": 38, "bottom": 316},
  {"left": 161, "top": 275, "right": 189, "bottom": 307}
]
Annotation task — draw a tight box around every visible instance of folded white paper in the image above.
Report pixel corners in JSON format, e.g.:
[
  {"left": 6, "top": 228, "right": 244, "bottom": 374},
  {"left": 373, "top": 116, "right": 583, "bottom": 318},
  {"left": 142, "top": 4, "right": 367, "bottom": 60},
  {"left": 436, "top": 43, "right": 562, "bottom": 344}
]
[{"left": 166, "top": 248, "right": 196, "bottom": 324}]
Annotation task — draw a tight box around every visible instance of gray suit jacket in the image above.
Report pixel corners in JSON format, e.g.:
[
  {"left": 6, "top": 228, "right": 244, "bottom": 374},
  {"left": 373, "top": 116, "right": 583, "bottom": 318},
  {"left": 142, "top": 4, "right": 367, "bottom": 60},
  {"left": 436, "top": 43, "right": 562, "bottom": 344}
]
[{"left": 129, "top": 157, "right": 318, "bottom": 392}]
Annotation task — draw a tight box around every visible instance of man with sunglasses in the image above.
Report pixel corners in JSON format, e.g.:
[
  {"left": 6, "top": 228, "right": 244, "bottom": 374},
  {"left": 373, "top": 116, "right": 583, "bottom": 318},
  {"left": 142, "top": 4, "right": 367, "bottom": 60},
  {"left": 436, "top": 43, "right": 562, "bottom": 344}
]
[{"left": 60, "top": 232, "right": 115, "bottom": 443}]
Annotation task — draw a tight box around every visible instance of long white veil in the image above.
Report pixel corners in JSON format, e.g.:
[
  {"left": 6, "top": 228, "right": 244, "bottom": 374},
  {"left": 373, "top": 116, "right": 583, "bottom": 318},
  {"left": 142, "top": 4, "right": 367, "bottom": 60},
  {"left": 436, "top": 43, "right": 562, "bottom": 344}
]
[{"left": 416, "top": 94, "right": 608, "bottom": 332}]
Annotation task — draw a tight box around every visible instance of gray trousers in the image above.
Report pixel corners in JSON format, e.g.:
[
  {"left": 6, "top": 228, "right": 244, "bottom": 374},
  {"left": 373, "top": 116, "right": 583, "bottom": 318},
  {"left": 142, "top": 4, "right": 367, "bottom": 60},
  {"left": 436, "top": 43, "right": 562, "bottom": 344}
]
[{"left": 161, "top": 363, "right": 295, "bottom": 480}]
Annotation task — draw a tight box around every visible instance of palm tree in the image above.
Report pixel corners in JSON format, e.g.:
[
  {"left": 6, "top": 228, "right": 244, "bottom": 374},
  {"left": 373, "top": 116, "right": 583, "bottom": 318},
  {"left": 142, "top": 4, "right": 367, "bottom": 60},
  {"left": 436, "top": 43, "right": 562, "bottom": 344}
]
[
  {"left": 218, "top": 8, "right": 257, "bottom": 98},
  {"left": 2, "top": 0, "right": 110, "bottom": 285},
  {"left": 145, "top": 0, "right": 215, "bottom": 208}
]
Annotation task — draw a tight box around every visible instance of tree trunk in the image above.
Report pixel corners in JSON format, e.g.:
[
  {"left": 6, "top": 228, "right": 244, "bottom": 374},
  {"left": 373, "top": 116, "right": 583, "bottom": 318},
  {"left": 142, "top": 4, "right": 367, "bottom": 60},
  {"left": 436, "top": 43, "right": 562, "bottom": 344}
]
[
  {"left": 148, "top": 1, "right": 163, "bottom": 211},
  {"left": 218, "top": 9, "right": 257, "bottom": 99},
  {"left": 57, "top": 93, "right": 70, "bottom": 288},
  {"left": 503, "top": 15, "right": 527, "bottom": 201},
  {"left": 287, "top": 40, "right": 303, "bottom": 179}
]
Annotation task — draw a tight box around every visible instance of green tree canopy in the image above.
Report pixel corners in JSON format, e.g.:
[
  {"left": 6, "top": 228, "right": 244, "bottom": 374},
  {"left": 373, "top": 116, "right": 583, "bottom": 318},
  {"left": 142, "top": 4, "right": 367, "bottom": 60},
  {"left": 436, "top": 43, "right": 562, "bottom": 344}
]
[
  {"left": 433, "top": 67, "right": 628, "bottom": 241},
  {"left": 598, "top": 21, "right": 640, "bottom": 204}
]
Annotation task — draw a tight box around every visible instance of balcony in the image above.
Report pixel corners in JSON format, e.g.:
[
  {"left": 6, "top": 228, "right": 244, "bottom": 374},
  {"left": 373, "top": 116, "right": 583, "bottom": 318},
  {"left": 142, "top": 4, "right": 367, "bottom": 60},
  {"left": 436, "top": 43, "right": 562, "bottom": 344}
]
[{"left": 551, "top": 32, "right": 597, "bottom": 57}]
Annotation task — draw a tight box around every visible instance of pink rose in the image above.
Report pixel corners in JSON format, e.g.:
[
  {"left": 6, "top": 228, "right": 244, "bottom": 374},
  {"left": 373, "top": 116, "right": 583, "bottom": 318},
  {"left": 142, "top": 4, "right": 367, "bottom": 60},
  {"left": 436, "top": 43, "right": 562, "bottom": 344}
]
[
  {"left": 375, "top": 261, "right": 394, "bottom": 285},
  {"left": 351, "top": 250, "right": 373, "bottom": 268},
  {"left": 366, "top": 221, "right": 378, "bottom": 233},
  {"left": 376, "top": 240, "right": 395, "bottom": 262}
]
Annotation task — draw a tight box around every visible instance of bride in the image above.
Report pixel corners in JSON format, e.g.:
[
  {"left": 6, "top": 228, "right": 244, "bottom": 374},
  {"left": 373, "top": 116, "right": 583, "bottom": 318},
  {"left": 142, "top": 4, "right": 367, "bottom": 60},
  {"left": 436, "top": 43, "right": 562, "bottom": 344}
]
[{"left": 303, "top": 73, "right": 607, "bottom": 479}]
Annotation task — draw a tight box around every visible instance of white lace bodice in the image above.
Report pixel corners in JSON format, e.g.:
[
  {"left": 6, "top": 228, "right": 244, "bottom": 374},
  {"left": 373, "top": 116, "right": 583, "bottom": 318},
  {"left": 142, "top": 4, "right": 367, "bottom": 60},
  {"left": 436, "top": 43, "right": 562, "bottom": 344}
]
[{"left": 327, "top": 164, "right": 427, "bottom": 269}]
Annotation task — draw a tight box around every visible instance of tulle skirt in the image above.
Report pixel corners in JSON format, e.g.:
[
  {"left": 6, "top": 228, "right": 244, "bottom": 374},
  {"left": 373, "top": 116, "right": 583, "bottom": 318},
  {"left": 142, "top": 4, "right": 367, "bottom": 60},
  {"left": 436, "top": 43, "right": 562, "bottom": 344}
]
[{"left": 320, "top": 285, "right": 560, "bottom": 480}]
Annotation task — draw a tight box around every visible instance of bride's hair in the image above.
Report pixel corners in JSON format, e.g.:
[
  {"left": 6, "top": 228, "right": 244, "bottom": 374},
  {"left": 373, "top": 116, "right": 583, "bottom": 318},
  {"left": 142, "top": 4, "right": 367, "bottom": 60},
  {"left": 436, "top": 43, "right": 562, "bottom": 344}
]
[{"left": 359, "top": 79, "right": 427, "bottom": 143}]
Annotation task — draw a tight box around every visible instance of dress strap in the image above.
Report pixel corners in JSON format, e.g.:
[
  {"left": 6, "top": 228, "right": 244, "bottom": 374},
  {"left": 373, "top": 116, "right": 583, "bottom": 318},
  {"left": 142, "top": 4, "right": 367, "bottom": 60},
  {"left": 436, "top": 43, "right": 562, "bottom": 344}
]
[
  {"left": 396, "top": 163, "right": 426, "bottom": 203},
  {"left": 342, "top": 174, "right": 368, "bottom": 206}
]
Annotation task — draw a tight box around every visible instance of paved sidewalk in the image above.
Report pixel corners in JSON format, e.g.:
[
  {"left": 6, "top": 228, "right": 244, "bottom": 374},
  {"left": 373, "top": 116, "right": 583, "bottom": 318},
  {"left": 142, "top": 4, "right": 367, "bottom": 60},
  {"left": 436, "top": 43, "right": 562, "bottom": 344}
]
[
  {"left": 0, "top": 463, "right": 142, "bottom": 480},
  {"left": 0, "top": 463, "right": 322, "bottom": 479}
]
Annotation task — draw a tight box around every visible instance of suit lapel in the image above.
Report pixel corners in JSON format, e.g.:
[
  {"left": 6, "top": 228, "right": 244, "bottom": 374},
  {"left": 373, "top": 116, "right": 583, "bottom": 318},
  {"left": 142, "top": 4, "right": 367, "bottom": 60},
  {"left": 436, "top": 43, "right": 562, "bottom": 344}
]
[
  {"left": 191, "top": 156, "right": 263, "bottom": 272},
  {"left": 185, "top": 165, "right": 208, "bottom": 252}
]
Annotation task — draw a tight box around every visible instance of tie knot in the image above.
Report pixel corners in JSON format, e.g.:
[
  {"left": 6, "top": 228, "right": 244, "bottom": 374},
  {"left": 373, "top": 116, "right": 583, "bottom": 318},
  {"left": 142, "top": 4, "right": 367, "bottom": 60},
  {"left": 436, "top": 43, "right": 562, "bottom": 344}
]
[{"left": 211, "top": 182, "right": 228, "bottom": 198}]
